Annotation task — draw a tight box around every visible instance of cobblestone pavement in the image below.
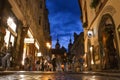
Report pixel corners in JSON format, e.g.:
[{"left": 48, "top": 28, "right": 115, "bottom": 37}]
[{"left": 0, "top": 71, "right": 120, "bottom": 80}]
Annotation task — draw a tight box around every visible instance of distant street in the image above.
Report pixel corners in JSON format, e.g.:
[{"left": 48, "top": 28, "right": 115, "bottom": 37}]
[{"left": 0, "top": 71, "right": 120, "bottom": 80}]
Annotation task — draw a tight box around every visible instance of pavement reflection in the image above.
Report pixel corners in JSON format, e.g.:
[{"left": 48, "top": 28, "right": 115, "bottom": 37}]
[{"left": 0, "top": 71, "right": 120, "bottom": 80}]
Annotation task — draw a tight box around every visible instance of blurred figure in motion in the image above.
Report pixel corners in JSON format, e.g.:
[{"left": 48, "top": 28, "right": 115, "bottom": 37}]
[
  {"left": 51, "top": 54, "right": 56, "bottom": 71},
  {"left": 0, "top": 42, "right": 7, "bottom": 67},
  {"left": 2, "top": 42, "right": 13, "bottom": 70}
]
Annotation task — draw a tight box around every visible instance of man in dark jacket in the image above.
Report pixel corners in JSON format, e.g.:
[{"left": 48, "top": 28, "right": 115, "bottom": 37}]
[{"left": 2, "top": 42, "right": 13, "bottom": 69}]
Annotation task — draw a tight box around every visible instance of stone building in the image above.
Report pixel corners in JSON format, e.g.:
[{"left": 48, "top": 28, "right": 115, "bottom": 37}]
[
  {"left": 70, "top": 32, "right": 84, "bottom": 59},
  {"left": 68, "top": 38, "right": 73, "bottom": 54},
  {"left": 0, "top": 0, "right": 51, "bottom": 67},
  {"left": 79, "top": 0, "right": 120, "bottom": 70},
  {"left": 51, "top": 39, "right": 67, "bottom": 58}
]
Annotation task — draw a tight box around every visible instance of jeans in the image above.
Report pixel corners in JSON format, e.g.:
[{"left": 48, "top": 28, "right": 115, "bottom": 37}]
[{"left": 2, "top": 53, "right": 11, "bottom": 68}]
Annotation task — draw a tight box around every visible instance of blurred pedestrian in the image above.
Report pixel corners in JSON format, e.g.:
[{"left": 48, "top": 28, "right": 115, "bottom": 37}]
[
  {"left": 28, "top": 55, "right": 33, "bottom": 71},
  {"left": 24, "top": 55, "right": 30, "bottom": 71},
  {"left": 0, "top": 42, "right": 7, "bottom": 67},
  {"left": 0, "top": 42, "right": 7, "bottom": 54},
  {"left": 62, "top": 53, "right": 67, "bottom": 71},
  {"left": 2, "top": 42, "right": 13, "bottom": 70},
  {"left": 79, "top": 56, "right": 84, "bottom": 71},
  {"left": 56, "top": 55, "right": 62, "bottom": 71},
  {"left": 35, "top": 58, "right": 40, "bottom": 71},
  {"left": 51, "top": 54, "right": 56, "bottom": 71}
]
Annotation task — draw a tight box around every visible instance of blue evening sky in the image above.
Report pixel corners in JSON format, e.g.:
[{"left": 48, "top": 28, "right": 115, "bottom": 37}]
[{"left": 46, "top": 0, "right": 83, "bottom": 50}]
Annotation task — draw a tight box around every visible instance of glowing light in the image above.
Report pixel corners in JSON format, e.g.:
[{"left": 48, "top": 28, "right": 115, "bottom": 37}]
[
  {"left": 4, "top": 29, "right": 10, "bottom": 47},
  {"left": 46, "top": 42, "right": 51, "bottom": 49},
  {"left": 90, "top": 46, "right": 93, "bottom": 52},
  {"left": 37, "top": 52, "right": 42, "bottom": 57},
  {"left": 118, "top": 27, "right": 120, "bottom": 32},
  {"left": 84, "top": 64, "right": 87, "bottom": 67},
  {"left": 22, "top": 44, "right": 27, "bottom": 65},
  {"left": 90, "top": 46, "right": 94, "bottom": 65},
  {"left": 10, "top": 35, "right": 15, "bottom": 46},
  {"left": 20, "top": 75, "right": 24, "bottom": 77},
  {"left": 28, "top": 30, "right": 33, "bottom": 38},
  {"left": 7, "top": 17, "right": 16, "bottom": 32},
  {"left": 87, "top": 30, "right": 93, "bottom": 38},
  {"left": 35, "top": 41, "right": 39, "bottom": 49},
  {"left": 91, "top": 60, "right": 94, "bottom": 64},
  {"left": 92, "top": 76, "right": 96, "bottom": 78}
]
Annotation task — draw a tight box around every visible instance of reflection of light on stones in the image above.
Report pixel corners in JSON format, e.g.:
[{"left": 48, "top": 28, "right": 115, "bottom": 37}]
[
  {"left": 90, "top": 76, "right": 96, "bottom": 80},
  {"left": 20, "top": 75, "right": 24, "bottom": 78},
  {"left": 92, "top": 76, "right": 96, "bottom": 78}
]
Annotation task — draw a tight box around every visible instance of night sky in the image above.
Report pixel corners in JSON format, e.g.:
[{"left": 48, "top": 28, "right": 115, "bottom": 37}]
[{"left": 46, "top": 0, "right": 83, "bottom": 50}]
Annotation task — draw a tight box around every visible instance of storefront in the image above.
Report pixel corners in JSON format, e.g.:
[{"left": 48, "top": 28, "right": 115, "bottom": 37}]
[
  {"left": 4, "top": 17, "right": 17, "bottom": 47},
  {"left": 22, "top": 29, "right": 40, "bottom": 67}
]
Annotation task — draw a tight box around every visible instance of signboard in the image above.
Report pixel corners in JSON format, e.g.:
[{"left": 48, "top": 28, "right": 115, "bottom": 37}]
[{"left": 24, "top": 38, "right": 34, "bottom": 43}]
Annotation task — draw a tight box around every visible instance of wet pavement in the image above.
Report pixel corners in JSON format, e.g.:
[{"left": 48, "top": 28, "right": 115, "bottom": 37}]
[{"left": 0, "top": 71, "right": 120, "bottom": 80}]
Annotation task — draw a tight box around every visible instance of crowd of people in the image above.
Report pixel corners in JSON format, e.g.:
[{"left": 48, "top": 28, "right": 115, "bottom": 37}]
[
  {"left": 0, "top": 42, "right": 84, "bottom": 71},
  {"left": 24, "top": 53, "right": 84, "bottom": 72}
]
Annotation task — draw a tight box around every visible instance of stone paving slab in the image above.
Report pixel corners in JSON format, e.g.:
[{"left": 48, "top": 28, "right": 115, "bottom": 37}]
[
  {"left": 0, "top": 73, "right": 75, "bottom": 80},
  {"left": 0, "top": 71, "right": 120, "bottom": 80}
]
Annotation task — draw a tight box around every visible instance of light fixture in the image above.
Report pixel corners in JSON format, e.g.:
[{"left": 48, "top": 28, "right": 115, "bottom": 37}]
[
  {"left": 46, "top": 42, "right": 51, "bottom": 49},
  {"left": 24, "top": 38, "right": 34, "bottom": 43},
  {"left": 7, "top": 17, "right": 16, "bottom": 32},
  {"left": 87, "top": 29, "right": 93, "bottom": 38},
  {"left": 37, "top": 52, "right": 42, "bottom": 57}
]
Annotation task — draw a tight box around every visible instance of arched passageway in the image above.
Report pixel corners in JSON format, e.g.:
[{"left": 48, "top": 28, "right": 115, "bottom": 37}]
[{"left": 98, "top": 14, "right": 119, "bottom": 69}]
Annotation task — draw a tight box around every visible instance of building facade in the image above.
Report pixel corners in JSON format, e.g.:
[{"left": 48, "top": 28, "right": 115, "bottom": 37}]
[
  {"left": 51, "top": 39, "right": 67, "bottom": 57},
  {"left": 70, "top": 32, "right": 84, "bottom": 59},
  {"left": 79, "top": 0, "right": 120, "bottom": 70},
  {"left": 0, "top": 0, "right": 51, "bottom": 68}
]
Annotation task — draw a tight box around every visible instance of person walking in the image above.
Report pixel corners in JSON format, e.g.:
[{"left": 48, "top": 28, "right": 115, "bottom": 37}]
[
  {"left": 24, "top": 55, "right": 30, "bottom": 71},
  {"left": 0, "top": 42, "right": 7, "bottom": 54},
  {"left": 51, "top": 54, "right": 56, "bottom": 71},
  {"left": 35, "top": 58, "right": 40, "bottom": 71},
  {"left": 2, "top": 42, "right": 13, "bottom": 70},
  {"left": 0, "top": 42, "right": 7, "bottom": 67},
  {"left": 62, "top": 53, "right": 67, "bottom": 71}
]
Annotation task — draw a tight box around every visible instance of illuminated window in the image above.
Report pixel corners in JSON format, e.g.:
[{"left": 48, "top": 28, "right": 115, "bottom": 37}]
[
  {"left": 10, "top": 35, "right": 15, "bottom": 46},
  {"left": 7, "top": 17, "right": 17, "bottom": 32},
  {"left": 4, "top": 30, "right": 10, "bottom": 47}
]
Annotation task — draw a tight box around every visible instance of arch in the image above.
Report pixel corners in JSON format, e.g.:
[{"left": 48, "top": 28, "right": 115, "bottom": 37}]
[
  {"left": 102, "top": 5, "right": 116, "bottom": 16},
  {"left": 98, "top": 14, "right": 119, "bottom": 69}
]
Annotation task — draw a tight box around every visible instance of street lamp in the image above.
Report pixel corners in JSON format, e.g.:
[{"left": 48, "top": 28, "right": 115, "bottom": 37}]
[
  {"left": 87, "top": 29, "right": 93, "bottom": 38},
  {"left": 46, "top": 42, "right": 51, "bottom": 61},
  {"left": 37, "top": 52, "right": 42, "bottom": 57},
  {"left": 46, "top": 42, "right": 51, "bottom": 49}
]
